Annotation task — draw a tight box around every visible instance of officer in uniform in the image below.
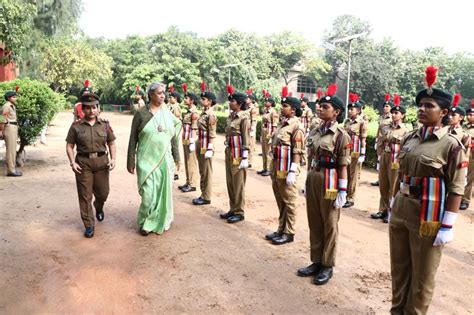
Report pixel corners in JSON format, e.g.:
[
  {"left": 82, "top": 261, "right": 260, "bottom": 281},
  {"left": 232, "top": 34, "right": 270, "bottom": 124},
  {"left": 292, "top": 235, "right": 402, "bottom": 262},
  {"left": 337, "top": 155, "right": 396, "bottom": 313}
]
[
  {"left": 257, "top": 90, "right": 279, "bottom": 176},
  {"left": 2, "top": 88, "right": 22, "bottom": 176},
  {"left": 370, "top": 94, "right": 408, "bottom": 223},
  {"left": 299, "top": 93, "right": 313, "bottom": 167},
  {"left": 220, "top": 85, "right": 250, "bottom": 223},
  {"left": 372, "top": 93, "right": 392, "bottom": 186},
  {"left": 389, "top": 66, "right": 467, "bottom": 314},
  {"left": 245, "top": 89, "right": 259, "bottom": 168},
  {"left": 193, "top": 83, "right": 217, "bottom": 205},
  {"left": 178, "top": 83, "right": 200, "bottom": 193},
  {"left": 66, "top": 92, "right": 116, "bottom": 238},
  {"left": 265, "top": 88, "right": 305, "bottom": 245},
  {"left": 461, "top": 100, "right": 474, "bottom": 210},
  {"left": 73, "top": 80, "right": 94, "bottom": 121},
  {"left": 297, "top": 83, "right": 350, "bottom": 285},
  {"left": 343, "top": 93, "right": 368, "bottom": 208},
  {"left": 168, "top": 84, "right": 183, "bottom": 180}
]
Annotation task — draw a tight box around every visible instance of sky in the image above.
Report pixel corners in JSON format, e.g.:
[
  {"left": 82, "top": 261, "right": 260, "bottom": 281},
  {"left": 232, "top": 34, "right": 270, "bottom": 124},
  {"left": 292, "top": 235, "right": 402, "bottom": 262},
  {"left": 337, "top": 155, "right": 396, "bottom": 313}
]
[{"left": 79, "top": 0, "right": 473, "bottom": 54}]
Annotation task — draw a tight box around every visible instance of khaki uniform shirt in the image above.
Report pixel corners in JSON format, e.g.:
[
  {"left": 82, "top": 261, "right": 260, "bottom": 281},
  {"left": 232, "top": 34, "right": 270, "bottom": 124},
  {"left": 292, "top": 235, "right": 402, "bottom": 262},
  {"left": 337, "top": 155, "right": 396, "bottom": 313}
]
[
  {"left": 261, "top": 107, "right": 279, "bottom": 139},
  {"left": 309, "top": 115, "right": 322, "bottom": 132},
  {"left": 380, "top": 122, "right": 409, "bottom": 153},
  {"left": 344, "top": 115, "right": 368, "bottom": 155},
  {"left": 226, "top": 111, "right": 250, "bottom": 150},
  {"left": 376, "top": 113, "right": 392, "bottom": 155},
  {"left": 182, "top": 106, "right": 199, "bottom": 144},
  {"left": 450, "top": 125, "right": 471, "bottom": 156},
  {"left": 66, "top": 119, "right": 116, "bottom": 154},
  {"left": 2, "top": 101, "right": 17, "bottom": 123},
  {"left": 272, "top": 117, "right": 305, "bottom": 156},
  {"left": 307, "top": 121, "right": 351, "bottom": 168},
  {"left": 247, "top": 103, "right": 259, "bottom": 131},
  {"left": 300, "top": 106, "right": 314, "bottom": 132},
  {"left": 463, "top": 123, "right": 474, "bottom": 160},
  {"left": 197, "top": 108, "right": 217, "bottom": 152},
  {"left": 399, "top": 127, "right": 467, "bottom": 195},
  {"left": 169, "top": 103, "right": 182, "bottom": 120}
]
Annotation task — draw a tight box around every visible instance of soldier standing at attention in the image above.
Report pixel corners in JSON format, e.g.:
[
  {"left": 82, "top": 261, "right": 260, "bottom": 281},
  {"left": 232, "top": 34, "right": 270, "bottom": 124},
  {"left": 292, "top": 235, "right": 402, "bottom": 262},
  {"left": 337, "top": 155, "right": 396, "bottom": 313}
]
[
  {"left": 371, "top": 93, "right": 392, "bottom": 186},
  {"left": 219, "top": 85, "right": 250, "bottom": 224},
  {"left": 309, "top": 88, "right": 323, "bottom": 132},
  {"left": 370, "top": 94, "right": 408, "bottom": 223},
  {"left": 461, "top": 100, "right": 474, "bottom": 210},
  {"left": 168, "top": 84, "right": 183, "bottom": 181},
  {"left": 257, "top": 90, "right": 279, "bottom": 177},
  {"left": 178, "top": 83, "right": 200, "bottom": 193},
  {"left": 342, "top": 93, "right": 368, "bottom": 208},
  {"left": 265, "top": 87, "right": 305, "bottom": 245},
  {"left": 297, "top": 83, "right": 350, "bottom": 285},
  {"left": 389, "top": 66, "right": 467, "bottom": 314},
  {"left": 299, "top": 93, "right": 313, "bottom": 167},
  {"left": 192, "top": 82, "right": 217, "bottom": 206},
  {"left": 2, "top": 87, "right": 22, "bottom": 176},
  {"left": 66, "top": 93, "right": 116, "bottom": 238},
  {"left": 245, "top": 89, "right": 258, "bottom": 168}
]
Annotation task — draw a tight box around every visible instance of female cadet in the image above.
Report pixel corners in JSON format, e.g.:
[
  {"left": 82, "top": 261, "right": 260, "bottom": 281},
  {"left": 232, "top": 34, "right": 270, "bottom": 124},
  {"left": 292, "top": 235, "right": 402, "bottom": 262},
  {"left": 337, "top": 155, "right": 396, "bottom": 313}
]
[
  {"left": 168, "top": 84, "right": 183, "bottom": 181},
  {"left": 264, "top": 87, "right": 304, "bottom": 245},
  {"left": 299, "top": 93, "right": 313, "bottom": 167},
  {"left": 297, "top": 84, "right": 351, "bottom": 285},
  {"left": 257, "top": 90, "right": 279, "bottom": 177},
  {"left": 219, "top": 85, "right": 250, "bottom": 224},
  {"left": 371, "top": 94, "right": 408, "bottom": 223},
  {"left": 342, "top": 93, "right": 367, "bottom": 208},
  {"left": 178, "top": 83, "right": 200, "bottom": 193},
  {"left": 192, "top": 82, "right": 217, "bottom": 205},
  {"left": 389, "top": 67, "right": 467, "bottom": 314},
  {"left": 461, "top": 100, "right": 474, "bottom": 210}
]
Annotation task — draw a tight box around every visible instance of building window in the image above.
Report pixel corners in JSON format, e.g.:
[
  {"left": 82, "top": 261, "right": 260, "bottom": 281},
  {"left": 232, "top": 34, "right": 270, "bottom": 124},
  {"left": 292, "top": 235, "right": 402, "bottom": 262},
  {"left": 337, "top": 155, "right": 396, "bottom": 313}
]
[{"left": 297, "top": 75, "right": 316, "bottom": 94}]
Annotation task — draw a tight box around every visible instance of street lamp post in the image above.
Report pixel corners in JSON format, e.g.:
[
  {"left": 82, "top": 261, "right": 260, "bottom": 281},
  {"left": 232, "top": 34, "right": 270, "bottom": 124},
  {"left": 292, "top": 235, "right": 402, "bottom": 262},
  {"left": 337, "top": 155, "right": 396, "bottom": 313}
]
[{"left": 221, "top": 63, "right": 239, "bottom": 85}]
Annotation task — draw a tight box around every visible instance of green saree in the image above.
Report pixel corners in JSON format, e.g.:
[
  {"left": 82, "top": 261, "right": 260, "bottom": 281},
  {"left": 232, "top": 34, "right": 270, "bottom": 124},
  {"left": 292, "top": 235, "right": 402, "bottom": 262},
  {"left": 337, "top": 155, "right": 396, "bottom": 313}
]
[{"left": 136, "top": 108, "right": 181, "bottom": 233}]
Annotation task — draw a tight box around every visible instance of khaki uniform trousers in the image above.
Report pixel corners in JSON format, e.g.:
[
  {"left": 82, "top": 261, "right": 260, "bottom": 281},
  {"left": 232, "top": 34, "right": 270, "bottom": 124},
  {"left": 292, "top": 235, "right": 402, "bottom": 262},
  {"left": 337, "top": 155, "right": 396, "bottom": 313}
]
[
  {"left": 3, "top": 124, "right": 18, "bottom": 173},
  {"left": 347, "top": 156, "right": 360, "bottom": 202},
  {"left": 271, "top": 174, "right": 298, "bottom": 235},
  {"left": 378, "top": 152, "right": 398, "bottom": 213},
  {"left": 183, "top": 144, "right": 198, "bottom": 187},
  {"left": 249, "top": 134, "right": 256, "bottom": 165},
  {"left": 196, "top": 144, "right": 213, "bottom": 200},
  {"left": 225, "top": 147, "right": 246, "bottom": 216},
  {"left": 389, "top": 194, "right": 442, "bottom": 315},
  {"left": 462, "top": 156, "right": 474, "bottom": 205},
  {"left": 260, "top": 130, "right": 271, "bottom": 171},
  {"left": 75, "top": 154, "right": 110, "bottom": 228},
  {"left": 306, "top": 170, "right": 341, "bottom": 267}
]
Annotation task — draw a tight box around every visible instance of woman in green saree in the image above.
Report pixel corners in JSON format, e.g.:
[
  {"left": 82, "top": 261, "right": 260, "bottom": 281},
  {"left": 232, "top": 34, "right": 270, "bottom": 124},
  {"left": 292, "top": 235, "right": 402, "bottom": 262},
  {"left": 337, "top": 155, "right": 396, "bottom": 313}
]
[{"left": 127, "top": 82, "right": 182, "bottom": 236}]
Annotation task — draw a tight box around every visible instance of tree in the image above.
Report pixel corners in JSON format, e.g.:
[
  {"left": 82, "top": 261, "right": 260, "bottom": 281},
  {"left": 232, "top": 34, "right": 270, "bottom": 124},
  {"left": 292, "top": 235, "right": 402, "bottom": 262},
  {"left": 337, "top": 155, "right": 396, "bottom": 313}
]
[
  {"left": 29, "top": 0, "right": 83, "bottom": 36},
  {"left": 0, "top": 0, "right": 36, "bottom": 64}
]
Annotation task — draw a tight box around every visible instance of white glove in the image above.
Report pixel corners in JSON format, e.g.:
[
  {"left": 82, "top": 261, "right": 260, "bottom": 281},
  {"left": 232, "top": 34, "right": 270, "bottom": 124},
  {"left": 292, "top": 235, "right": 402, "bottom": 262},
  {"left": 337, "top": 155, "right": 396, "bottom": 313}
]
[
  {"left": 374, "top": 140, "right": 377, "bottom": 150},
  {"left": 268, "top": 138, "right": 272, "bottom": 145},
  {"left": 189, "top": 138, "right": 195, "bottom": 152},
  {"left": 286, "top": 163, "right": 298, "bottom": 185},
  {"left": 389, "top": 197, "right": 395, "bottom": 209},
  {"left": 250, "top": 131, "right": 256, "bottom": 137},
  {"left": 433, "top": 211, "right": 457, "bottom": 246},
  {"left": 239, "top": 150, "right": 249, "bottom": 169},
  {"left": 358, "top": 147, "right": 366, "bottom": 163},
  {"left": 204, "top": 143, "right": 213, "bottom": 159},
  {"left": 334, "top": 191, "right": 347, "bottom": 208}
]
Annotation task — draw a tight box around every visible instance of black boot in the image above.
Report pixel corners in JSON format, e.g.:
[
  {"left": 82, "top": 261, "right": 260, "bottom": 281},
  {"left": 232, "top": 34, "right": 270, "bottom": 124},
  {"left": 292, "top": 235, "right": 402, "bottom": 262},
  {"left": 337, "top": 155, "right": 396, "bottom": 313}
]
[
  {"left": 297, "top": 263, "right": 322, "bottom": 277},
  {"left": 314, "top": 266, "right": 333, "bottom": 285}
]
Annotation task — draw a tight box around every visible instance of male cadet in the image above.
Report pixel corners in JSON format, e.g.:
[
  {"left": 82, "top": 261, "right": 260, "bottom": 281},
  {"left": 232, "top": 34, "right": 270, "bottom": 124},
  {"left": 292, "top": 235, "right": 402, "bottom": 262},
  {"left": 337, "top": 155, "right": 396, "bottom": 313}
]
[
  {"left": 372, "top": 93, "right": 392, "bottom": 186},
  {"left": 299, "top": 93, "right": 313, "bottom": 166},
  {"left": 2, "top": 86, "right": 22, "bottom": 176},
  {"left": 462, "top": 99, "right": 474, "bottom": 210},
  {"left": 66, "top": 92, "right": 116, "bottom": 238},
  {"left": 245, "top": 89, "right": 259, "bottom": 168}
]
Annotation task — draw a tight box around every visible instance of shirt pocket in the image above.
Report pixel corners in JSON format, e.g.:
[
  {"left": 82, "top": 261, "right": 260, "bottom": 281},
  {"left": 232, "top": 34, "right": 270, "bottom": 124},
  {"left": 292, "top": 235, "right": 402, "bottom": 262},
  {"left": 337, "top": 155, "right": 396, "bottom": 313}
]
[{"left": 417, "top": 154, "right": 444, "bottom": 176}]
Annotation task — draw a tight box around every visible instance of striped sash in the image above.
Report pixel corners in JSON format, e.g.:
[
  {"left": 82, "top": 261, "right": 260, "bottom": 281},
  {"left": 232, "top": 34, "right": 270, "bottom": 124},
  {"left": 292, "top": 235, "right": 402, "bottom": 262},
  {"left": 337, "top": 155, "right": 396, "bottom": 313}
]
[
  {"left": 229, "top": 135, "right": 242, "bottom": 165},
  {"left": 390, "top": 143, "right": 401, "bottom": 169},
  {"left": 199, "top": 129, "right": 208, "bottom": 154},
  {"left": 351, "top": 135, "right": 361, "bottom": 157},
  {"left": 322, "top": 156, "right": 338, "bottom": 200},
  {"left": 301, "top": 117, "right": 308, "bottom": 130},
  {"left": 420, "top": 177, "right": 446, "bottom": 236},
  {"left": 182, "top": 124, "right": 191, "bottom": 145},
  {"left": 274, "top": 145, "right": 291, "bottom": 179}
]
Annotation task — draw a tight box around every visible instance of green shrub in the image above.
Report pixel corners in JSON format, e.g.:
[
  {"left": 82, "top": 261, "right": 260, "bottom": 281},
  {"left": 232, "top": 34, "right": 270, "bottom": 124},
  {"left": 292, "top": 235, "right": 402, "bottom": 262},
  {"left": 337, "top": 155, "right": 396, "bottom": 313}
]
[
  {"left": 67, "top": 95, "right": 78, "bottom": 108},
  {"left": 362, "top": 106, "right": 379, "bottom": 123},
  {"left": 0, "top": 78, "right": 66, "bottom": 152}
]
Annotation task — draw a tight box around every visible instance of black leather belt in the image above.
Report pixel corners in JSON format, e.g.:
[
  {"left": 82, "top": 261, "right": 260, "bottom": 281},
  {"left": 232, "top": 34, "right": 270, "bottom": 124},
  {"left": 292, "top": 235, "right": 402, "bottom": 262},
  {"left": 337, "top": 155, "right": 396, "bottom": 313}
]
[
  {"left": 6, "top": 121, "right": 18, "bottom": 125},
  {"left": 77, "top": 152, "right": 106, "bottom": 158}
]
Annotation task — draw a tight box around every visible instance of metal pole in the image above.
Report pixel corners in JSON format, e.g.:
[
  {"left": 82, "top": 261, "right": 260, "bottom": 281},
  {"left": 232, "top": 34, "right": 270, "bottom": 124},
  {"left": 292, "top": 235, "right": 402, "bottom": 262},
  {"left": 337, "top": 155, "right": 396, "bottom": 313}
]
[
  {"left": 228, "top": 68, "right": 231, "bottom": 85},
  {"left": 345, "top": 39, "right": 352, "bottom": 120}
]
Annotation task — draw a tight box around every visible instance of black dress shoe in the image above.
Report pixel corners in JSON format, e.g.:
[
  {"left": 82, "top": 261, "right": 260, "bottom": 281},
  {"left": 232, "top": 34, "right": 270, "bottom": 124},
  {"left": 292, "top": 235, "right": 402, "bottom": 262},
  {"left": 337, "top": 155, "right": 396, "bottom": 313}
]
[
  {"left": 261, "top": 170, "right": 271, "bottom": 176},
  {"left": 174, "top": 174, "right": 179, "bottom": 180},
  {"left": 96, "top": 209, "right": 104, "bottom": 222},
  {"left": 265, "top": 231, "right": 281, "bottom": 241},
  {"left": 84, "top": 227, "right": 94, "bottom": 238},
  {"left": 181, "top": 185, "right": 196, "bottom": 193},
  {"left": 7, "top": 171, "right": 22, "bottom": 177},
  {"left": 297, "top": 263, "right": 322, "bottom": 277},
  {"left": 342, "top": 201, "right": 354, "bottom": 208},
  {"left": 227, "top": 214, "right": 244, "bottom": 223},
  {"left": 460, "top": 202, "right": 469, "bottom": 210},
  {"left": 271, "top": 233, "right": 294, "bottom": 245},
  {"left": 314, "top": 266, "right": 333, "bottom": 285},
  {"left": 193, "top": 197, "right": 211, "bottom": 205},
  {"left": 178, "top": 183, "right": 188, "bottom": 190},
  {"left": 220, "top": 211, "right": 233, "bottom": 219},
  {"left": 257, "top": 169, "right": 266, "bottom": 175},
  {"left": 371, "top": 180, "right": 380, "bottom": 186},
  {"left": 139, "top": 228, "right": 150, "bottom": 236},
  {"left": 382, "top": 212, "right": 389, "bottom": 224},
  {"left": 370, "top": 211, "right": 385, "bottom": 219}
]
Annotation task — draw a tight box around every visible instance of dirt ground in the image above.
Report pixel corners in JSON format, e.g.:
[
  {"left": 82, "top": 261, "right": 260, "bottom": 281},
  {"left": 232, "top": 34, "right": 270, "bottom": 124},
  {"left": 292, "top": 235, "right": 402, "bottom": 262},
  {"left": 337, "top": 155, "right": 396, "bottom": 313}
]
[{"left": 0, "top": 111, "right": 472, "bottom": 314}]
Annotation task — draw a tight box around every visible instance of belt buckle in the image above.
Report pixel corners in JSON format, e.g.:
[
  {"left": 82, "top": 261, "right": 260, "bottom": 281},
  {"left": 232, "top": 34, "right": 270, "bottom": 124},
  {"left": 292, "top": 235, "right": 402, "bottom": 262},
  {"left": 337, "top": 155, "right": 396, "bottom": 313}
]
[
  {"left": 400, "top": 183, "right": 410, "bottom": 195},
  {"left": 89, "top": 152, "right": 98, "bottom": 158}
]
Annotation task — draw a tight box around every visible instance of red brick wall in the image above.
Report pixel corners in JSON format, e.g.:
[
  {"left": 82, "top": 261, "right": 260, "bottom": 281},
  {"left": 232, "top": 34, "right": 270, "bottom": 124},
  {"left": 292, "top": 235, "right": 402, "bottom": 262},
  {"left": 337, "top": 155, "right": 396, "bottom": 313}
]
[{"left": 0, "top": 47, "right": 17, "bottom": 82}]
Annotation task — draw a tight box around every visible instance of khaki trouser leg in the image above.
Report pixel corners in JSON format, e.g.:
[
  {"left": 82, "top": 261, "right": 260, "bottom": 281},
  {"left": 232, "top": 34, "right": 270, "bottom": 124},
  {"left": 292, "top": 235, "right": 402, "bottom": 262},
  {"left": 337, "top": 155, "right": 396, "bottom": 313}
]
[
  {"left": 198, "top": 149, "right": 213, "bottom": 201},
  {"left": 272, "top": 177, "right": 297, "bottom": 235},
  {"left": 306, "top": 171, "right": 340, "bottom": 267},
  {"left": 225, "top": 148, "right": 246, "bottom": 216},
  {"left": 92, "top": 155, "right": 110, "bottom": 211},
  {"left": 389, "top": 195, "right": 442, "bottom": 315},
  {"left": 347, "top": 156, "right": 360, "bottom": 202},
  {"left": 183, "top": 144, "right": 198, "bottom": 186},
  {"left": 75, "top": 156, "right": 95, "bottom": 228},
  {"left": 462, "top": 157, "right": 474, "bottom": 204},
  {"left": 261, "top": 131, "right": 270, "bottom": 170},
  {"left": 249, "top": 135, "right": 255, "bottom": 165},
  {"left": 378, "top": 153, "right": 391, "bottom": 212},
  {"left": 3, "top": 124, "right": 18, "bottom": 173}
]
